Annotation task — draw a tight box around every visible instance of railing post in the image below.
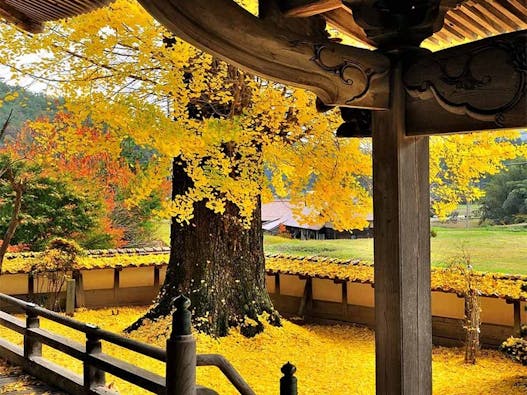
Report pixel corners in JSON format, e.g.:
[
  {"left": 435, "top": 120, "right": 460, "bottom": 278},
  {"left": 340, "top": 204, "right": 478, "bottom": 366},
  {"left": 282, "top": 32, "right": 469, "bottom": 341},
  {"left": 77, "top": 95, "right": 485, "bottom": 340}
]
[
  {"left": 65, "top": 278, "right": 76, "bottom": 317},
  {"left": 24, "top": 304, "right": 42, "bottom": 358},
  {"left": 84, "top": 324, "right": 105, "bottom": 392},
  {"left": 280, "top": 362, "right": 297, "bottom": 395},
  {"left": 166, "top": 295, "right": 196, "bottom": 395}
]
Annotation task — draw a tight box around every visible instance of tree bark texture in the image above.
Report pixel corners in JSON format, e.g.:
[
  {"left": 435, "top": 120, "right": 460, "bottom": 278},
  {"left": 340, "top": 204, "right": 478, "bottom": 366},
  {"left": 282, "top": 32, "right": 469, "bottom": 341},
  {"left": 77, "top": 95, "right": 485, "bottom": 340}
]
[
  {"left": 464, "top": 289, "right": 480, "bottom": 364},
  {"left": 127, "top": 159, "right": 279, "bottom": 337}
]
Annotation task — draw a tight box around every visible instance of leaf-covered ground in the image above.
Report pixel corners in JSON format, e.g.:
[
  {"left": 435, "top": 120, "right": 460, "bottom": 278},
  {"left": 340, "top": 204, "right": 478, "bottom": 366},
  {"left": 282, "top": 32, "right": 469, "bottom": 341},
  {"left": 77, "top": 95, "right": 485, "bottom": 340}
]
[{"left": 0, "top": 306, "right": 526, "bottom": 394}]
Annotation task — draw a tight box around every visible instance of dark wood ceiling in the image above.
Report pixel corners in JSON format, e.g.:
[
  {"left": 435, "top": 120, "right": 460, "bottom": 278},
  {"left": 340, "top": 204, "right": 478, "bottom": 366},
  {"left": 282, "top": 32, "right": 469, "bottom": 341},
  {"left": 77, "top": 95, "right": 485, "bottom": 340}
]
[
  {"left": 0, "top": 0, "right": 525, "bottom": 50},
  {"left": 284, "top": 0, "right": 526, "bottom": 50},
  {"left": 0, "top": 0, "right": 114, "bottom": 33}
]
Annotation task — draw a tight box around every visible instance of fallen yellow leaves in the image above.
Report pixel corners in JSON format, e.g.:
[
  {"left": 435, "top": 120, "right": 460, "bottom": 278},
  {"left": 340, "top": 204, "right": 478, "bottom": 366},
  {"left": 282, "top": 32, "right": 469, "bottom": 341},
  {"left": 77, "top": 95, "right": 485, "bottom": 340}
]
[{"left": 0, "top": 306, "right": 526, "bottom": 394}]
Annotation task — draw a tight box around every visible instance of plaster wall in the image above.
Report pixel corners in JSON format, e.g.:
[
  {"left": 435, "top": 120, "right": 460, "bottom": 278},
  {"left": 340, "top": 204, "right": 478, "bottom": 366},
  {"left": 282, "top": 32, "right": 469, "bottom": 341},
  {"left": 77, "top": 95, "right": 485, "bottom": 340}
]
[
  {"left": 279, "top": 275, "right": 306, "bottom": 297},
  {"left": 120, "top": 267, "right": 154, "bottom": 288},
  {"left": 265, "top": 275, "right": 275, "bottom": 294},
  {"left": 431, "top": 292, "right": 464, "bottom": 319},
  {"left": 81, "top": 269, "right": 114, "bottom": 290},
  {"left": 480, "top": 297, "right": 513, "bottom": 326},
  {"left": 312, "top": 278, "right": 341, "bottom": 303},
  {"left": 0, "top": 274, "right": 27, "bottom": 294},
  {"left": 347, "top": 282, "right": 375, "bottom": 307},
  {"left": 0, "top": 268, "right": 521, "bottom": 330}
]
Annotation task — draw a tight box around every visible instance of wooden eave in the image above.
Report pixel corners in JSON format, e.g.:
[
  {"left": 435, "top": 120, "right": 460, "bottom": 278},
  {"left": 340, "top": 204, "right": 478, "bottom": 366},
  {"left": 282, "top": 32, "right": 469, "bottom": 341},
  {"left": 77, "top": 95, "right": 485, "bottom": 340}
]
[
  {"left": 0, "top": 0, "right": 114, "bottom": 33},
  {"left": 1, "top": 0, "right": 524, "bottom": 50},
  {"left": 285, "top": 0, "right": 527, "bottom": 50}
]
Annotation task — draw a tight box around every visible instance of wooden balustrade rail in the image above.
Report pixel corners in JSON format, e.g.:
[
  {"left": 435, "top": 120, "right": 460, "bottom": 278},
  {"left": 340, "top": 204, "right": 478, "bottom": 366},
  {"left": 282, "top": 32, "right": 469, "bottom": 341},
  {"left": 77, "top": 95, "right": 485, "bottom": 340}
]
[{"left": 0, "top": 293, "right": 277, "bottom": 395}]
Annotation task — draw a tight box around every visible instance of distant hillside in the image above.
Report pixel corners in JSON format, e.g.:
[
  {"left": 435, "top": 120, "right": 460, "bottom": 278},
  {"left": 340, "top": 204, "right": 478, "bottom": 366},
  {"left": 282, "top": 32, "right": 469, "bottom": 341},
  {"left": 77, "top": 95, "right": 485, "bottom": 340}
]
[{"left": 0, "top": 80, "right": 60, "bottom": 140}]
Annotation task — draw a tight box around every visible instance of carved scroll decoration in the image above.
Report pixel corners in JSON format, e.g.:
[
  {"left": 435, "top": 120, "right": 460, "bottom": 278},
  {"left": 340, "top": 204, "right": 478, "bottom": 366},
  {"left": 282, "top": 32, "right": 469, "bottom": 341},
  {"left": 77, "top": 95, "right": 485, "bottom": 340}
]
[
  {"left": 404, "top": 32, "right": 527, "bottom": 127},
  {"left": 137, "top": 0, "right": 391, "bottom": 109},
  {"left": 310, "top": 44, "right": 385, "bottom": 103}
]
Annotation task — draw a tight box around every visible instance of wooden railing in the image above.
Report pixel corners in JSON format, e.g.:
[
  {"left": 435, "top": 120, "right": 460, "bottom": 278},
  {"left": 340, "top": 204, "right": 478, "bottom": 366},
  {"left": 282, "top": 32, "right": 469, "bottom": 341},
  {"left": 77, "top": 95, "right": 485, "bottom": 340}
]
[{"left": 0, "top": 293, "right": 298, "bottom": 395}]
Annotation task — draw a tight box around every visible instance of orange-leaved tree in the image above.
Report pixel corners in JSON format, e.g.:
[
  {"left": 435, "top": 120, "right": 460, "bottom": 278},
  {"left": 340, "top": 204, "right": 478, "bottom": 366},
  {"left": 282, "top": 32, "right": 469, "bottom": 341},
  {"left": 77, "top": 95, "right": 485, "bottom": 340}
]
[{"left": 3, "top": 113, "right": 169, "bottom": 248}]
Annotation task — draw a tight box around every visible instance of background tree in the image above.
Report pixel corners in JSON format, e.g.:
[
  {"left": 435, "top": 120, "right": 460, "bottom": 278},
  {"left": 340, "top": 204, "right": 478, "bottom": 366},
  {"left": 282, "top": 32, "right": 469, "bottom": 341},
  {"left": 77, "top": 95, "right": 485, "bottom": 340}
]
[
  {"left": 0, "top": 154, "right": 100, "bottom": 260},
  {"left": 4, "top": 113, "right": 167, "bottom": 248},
  {"left": 480, "top": 162, "right": 527, "bottom": 224},
  {"left": 0, "top": 80, "right": 60, "bottom": 139},
  {"left": 429, "top": 132, "right": 527, "bottom": 220}
]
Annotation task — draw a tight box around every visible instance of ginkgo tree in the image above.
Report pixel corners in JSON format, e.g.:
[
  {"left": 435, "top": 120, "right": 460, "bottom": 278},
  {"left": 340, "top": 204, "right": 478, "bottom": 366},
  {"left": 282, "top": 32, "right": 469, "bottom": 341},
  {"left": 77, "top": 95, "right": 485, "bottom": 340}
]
[
  {"left": 0, "top": 0, "right": 372, "bottom": 336},
  {"left": 1, "top": 0, "right": 523, "bottom": 336},
  {"left": 429, "top": 131, "right": 527, "bottom": 221}
]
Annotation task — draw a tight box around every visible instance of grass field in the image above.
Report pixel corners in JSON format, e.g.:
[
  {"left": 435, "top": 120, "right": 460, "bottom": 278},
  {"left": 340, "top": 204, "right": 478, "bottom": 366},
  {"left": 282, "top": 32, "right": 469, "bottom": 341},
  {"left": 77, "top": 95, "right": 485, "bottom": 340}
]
[
  {"left": 155, "top": 221, "right": 527, "bottom": 275},
  {"left": 264, "top": 225, "right": 527, "bottom": 275}
]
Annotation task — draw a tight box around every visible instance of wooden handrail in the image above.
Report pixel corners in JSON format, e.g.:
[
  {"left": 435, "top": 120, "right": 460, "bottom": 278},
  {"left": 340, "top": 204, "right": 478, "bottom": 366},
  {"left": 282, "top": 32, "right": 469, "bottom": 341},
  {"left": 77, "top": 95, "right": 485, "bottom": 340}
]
[
  {"left": 0, "top": 293, "right": 265, "bottom": 395},
  {"left": 197, "top": 354, "right": 256, "bottom": 395},
  {"left": 0, "top": 293, "right": 167, "bottom": 361}
]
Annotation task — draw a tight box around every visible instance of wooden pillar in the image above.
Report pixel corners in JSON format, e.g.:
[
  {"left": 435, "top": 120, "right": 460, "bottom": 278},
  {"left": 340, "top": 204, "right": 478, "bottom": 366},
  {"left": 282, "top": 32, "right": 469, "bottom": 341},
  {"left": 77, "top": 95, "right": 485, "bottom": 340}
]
[
  {"left": 372, "top": 55, "right": 432, "bottom": 394},
  {"left": 513, "top": 300, "right": 522, "bottom": 337},
  {"left": 73, "top": 270, "right": 85, "bottom": 308},
  {"left": 274, "top": 273, "right": 281, "bottom": 295},
  {"left": 154, "top": 266, "right": 161, "bottom": 290},
  {"left": 65, "top": 278, "right": 75, "bottom": 316},
  {"left": 113, "top": 266, "right": 122, "bottom": 306}
]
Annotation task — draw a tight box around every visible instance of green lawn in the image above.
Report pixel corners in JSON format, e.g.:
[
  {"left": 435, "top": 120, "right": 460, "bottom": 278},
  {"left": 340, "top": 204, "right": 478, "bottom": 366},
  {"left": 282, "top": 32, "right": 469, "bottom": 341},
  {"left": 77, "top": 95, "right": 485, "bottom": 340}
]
[
  {"left": 155, "top": 221, "right": 527, "bottom": 275},
  {"left": 264, "top": 225, "right": 527, "bottom": 275}
]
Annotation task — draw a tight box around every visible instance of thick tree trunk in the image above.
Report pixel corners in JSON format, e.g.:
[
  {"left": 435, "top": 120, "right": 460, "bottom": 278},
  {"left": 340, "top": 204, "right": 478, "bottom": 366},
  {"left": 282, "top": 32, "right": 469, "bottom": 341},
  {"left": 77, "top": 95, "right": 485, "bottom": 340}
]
[
  {"left": 464, "top": 289, "right": 480, "bottom": 364},
  {"left": 127, "top": 159, "right": 279, "bottom": 337}
]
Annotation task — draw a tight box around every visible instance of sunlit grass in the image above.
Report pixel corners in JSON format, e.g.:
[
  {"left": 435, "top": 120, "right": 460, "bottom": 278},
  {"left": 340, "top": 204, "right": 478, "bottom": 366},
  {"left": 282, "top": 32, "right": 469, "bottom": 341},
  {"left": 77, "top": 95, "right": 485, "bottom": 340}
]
[
  {"left": 264, "top": 225, "right": 527, "bottom": 274},
  {"left": 155, "top": 220, "right": 527, "bottom": 274}
]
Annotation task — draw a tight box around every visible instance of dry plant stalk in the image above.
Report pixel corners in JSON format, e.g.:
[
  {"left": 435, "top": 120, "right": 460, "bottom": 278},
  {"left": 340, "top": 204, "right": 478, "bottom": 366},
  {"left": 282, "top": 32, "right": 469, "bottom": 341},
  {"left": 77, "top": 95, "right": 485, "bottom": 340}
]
[{"left": 448, "top": 246, "right": 481, "bottom": 364}]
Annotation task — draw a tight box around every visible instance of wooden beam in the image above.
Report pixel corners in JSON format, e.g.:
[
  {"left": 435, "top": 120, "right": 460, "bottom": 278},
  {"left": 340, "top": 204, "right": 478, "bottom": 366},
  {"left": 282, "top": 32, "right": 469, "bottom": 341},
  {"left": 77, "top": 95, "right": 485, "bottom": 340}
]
[
  {"left": 444, "top": 13, "right": 478, "bottom": 40},
  {"left": 0, "top": 1, "right": 43, "bottom": 33},
  {"left": 323, "top": 7, "right": 376, "bottom": 48},
  {"left": 507, "top": 0, "right": 527, "bottom": 17},
  {"left": 459, "top": 5, "right": 500, "bottom": 36},
  {"left": 468, "top": 3, "right": 507, "bottom": 33},
  {"left": 405, "top": 31, "right": 527, "bottom": 135},
  {"left": 373, "top": 55, "right": 432, "bottom": 394},
  {"left": 476, "top": 1, "right": 518, "bottom": 30},
  {"left": 138, "top": 0, "right": 390, "bottom": 109},
  {"left": 448, "top": 9, "right": 489, "bottom": 38},
  {"left": 491, "top": 0, "right": 526, "bottom": 27},
  {"left": 442, "top": 22, "right": 468, "bottom": 41},
  {"left": 433, "top": 29, "right": 454, "bottom": 45},
  {"left": 283, "top": 0, "right": 343, "bottom": 17}
]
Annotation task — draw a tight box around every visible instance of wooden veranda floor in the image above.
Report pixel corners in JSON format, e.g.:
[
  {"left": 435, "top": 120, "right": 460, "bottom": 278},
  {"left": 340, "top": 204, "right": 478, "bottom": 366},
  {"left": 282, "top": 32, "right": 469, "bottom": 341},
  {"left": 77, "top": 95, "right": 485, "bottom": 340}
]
[{"left": 0, "top": 359, "right": 67, "bottom": 395}]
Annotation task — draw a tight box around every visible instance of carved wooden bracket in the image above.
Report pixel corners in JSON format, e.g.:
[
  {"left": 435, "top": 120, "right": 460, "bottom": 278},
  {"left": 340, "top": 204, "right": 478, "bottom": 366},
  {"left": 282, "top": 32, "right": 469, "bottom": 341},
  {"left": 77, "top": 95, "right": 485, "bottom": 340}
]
[
  {"left": 404, "top": 30, "right": 527, "bottom": 135},
  {"left": 343, "top": 0, "right": 462, "bottom": 48},
  {"left": 138, "top": 0, "right": 391, "bottom": 109}
]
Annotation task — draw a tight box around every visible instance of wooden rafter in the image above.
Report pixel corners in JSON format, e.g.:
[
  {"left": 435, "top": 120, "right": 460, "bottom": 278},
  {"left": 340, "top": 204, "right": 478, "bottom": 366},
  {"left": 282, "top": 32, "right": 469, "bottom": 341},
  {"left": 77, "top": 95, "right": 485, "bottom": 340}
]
[
  {"left": 323, "top": 7, "right": 375, "bottom": 48},
  {"left": 283, "top": 0, "right": 342, "bottom": 17},
  {"left": 447, "top": 8, "right": 489, "bottom": 38},
  {"left": 0, "top": 1, "right": 42, "bottom": 33},
  {"left": 460, "top": 4, "right": 502, "bottom": 35}
]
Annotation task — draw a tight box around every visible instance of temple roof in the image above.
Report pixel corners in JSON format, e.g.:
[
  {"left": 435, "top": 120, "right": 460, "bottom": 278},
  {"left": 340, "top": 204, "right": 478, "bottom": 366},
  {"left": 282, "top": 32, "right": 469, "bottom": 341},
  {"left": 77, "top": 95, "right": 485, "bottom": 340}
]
[
  {"left": 0, "top": 0, "right": 114, "bottom": 33},
  {"left": 1, "top": 1, "right": 525, "bottom": 50}
]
